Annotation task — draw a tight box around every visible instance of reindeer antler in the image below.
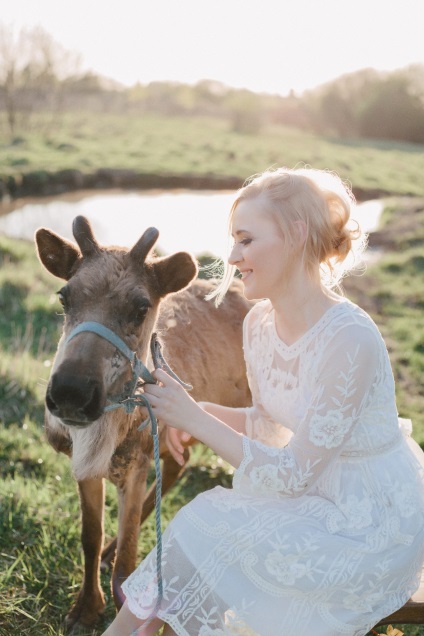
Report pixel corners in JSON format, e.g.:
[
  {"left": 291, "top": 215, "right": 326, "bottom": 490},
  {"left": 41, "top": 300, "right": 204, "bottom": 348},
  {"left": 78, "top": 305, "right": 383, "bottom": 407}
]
[
  {"left": 129, "top": 227, "right": 159, "bottom": 264},
  {"left": 72, "top": 216, "right": 101, "bottom": 258}
]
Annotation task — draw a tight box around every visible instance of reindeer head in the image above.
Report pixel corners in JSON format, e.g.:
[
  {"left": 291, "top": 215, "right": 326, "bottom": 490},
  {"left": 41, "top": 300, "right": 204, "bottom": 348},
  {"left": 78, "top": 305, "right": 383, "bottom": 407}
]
[{"left": 35, "top": 216, "right": 198, "bottom": 428}]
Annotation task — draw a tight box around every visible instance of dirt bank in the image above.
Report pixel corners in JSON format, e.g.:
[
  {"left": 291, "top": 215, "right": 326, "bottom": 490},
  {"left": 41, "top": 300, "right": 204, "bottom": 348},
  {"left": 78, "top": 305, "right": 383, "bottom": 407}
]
[{"left": 0, "top": 168, "right": 394, "bottom": 203}]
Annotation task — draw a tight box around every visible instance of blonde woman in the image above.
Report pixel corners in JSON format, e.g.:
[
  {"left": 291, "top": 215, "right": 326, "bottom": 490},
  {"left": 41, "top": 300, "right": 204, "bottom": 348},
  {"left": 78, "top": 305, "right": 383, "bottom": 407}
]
[{"left": 102, "top": 167, "right": 424, "bottom": 636}]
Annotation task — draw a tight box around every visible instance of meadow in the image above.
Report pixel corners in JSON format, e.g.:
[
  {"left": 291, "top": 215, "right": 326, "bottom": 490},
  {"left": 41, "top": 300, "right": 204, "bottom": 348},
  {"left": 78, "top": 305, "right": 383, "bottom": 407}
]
[
  {"left": 1, "top": 112, "right": 424, "bottom": 198},
  {"left": 0, "top": 114, "right": 423, "bottom": 635}
]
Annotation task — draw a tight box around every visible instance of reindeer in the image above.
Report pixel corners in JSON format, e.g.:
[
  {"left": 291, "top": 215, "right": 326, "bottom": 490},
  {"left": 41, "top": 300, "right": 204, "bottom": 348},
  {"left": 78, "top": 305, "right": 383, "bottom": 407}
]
[{"left": 35, "top": 216, "right": 252, "bottom": 633}]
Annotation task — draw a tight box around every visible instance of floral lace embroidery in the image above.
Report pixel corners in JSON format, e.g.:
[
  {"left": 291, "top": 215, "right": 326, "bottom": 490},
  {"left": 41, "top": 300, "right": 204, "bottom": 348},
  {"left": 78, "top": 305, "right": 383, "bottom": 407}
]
[
  {"left": 197, "top": 601, "right": 259, "bottom": 635},
  {"left": 249, "top": 458, "right": 320, "bottom": 496},
  {"left": 393, "top": 482, "right": 417, "bottom": 518},
  {"left": 309, "top": 410, "right": 353, "bottom": 448},
  {"left": 328, "top": 494, "right": 374, "bottom": 533}
]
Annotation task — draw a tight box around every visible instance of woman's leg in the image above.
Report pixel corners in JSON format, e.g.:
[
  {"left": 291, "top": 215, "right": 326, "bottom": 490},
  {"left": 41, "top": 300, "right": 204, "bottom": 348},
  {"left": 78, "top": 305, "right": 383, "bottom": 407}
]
[{"left": 101, "top": 602, "right": 164, "bottom": 636}]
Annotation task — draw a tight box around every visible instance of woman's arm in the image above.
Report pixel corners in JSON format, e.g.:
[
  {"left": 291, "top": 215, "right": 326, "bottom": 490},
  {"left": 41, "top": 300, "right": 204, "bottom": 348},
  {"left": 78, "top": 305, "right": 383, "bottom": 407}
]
[
  {"left": 165, "top": 402, "right": 247, "bottom": 465},
  {"left": 233, "top": 322, "right": 381, "bottom": 498},
  {"left": 145, "top": 321, "right": 381, "bottom": 498},
  {"left": 144, "top": 371, "right": 245, "bottom": 467},
  {"left": 198, "top": 402, "right": 247, "bottom": 433}
]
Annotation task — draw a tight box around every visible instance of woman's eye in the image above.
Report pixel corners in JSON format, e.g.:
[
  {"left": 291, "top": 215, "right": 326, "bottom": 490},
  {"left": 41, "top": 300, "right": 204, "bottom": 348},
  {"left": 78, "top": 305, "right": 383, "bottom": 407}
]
[{"left": 240, "top": 238, "right": 252, "bottom": 246}]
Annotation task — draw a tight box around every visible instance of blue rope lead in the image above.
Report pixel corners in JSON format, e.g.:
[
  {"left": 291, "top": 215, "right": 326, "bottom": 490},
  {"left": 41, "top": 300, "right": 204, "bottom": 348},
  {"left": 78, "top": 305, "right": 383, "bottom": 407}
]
[{"left": 137, "top": 398, "right": 164, "bottom": 624}]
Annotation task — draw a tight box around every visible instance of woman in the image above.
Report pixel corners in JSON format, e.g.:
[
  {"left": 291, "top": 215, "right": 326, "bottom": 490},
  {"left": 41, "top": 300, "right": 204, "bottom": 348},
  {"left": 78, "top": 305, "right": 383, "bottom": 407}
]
[{"left": 102, "top": 167, "right": 424, "bottom": 636}]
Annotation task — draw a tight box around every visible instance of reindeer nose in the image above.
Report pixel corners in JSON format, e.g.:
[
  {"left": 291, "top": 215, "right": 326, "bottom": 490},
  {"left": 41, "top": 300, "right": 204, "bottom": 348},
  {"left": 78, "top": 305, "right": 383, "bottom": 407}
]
[{"left": 46, "top": 372, "right": 105, "bottom": 424}]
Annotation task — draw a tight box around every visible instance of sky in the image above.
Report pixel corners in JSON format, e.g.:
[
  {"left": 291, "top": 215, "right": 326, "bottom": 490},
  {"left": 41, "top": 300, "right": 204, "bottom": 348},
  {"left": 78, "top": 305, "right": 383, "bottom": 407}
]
[{"left": 2, "top": 0, "right": 424, "bottom": 96}]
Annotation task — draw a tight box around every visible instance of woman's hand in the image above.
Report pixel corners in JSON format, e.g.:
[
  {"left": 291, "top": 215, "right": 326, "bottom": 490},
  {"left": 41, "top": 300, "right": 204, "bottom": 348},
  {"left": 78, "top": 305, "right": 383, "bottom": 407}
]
[
  {"left": 165, "top": 427, "right": 192, "bottom": 466},
  {"left": 143, "top": 368, "right": 201, "bottom": 433},
  {"left": 144, "top": 368, "right": 245, "bottom": 469}
]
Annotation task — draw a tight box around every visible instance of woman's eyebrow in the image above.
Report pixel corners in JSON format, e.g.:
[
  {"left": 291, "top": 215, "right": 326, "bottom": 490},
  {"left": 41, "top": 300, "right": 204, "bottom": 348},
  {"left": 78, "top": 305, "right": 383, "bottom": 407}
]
[{"left": 232, "top": 229, "right": 251, "bottom": 236}]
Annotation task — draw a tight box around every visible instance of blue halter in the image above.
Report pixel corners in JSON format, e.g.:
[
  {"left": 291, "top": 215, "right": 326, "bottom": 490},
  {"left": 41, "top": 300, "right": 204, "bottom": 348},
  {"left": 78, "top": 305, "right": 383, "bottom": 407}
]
[
  {"left": 65, "top": 320, "right": 166, "bottom": 620},
  {"left": 66, "top": 320, "right": 158, "bottom": 416}
]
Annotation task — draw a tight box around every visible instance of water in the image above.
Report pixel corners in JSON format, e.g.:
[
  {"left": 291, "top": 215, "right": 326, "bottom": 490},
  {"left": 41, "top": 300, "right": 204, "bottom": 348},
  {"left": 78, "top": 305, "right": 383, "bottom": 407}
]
[{"left": 0, "top": 190, "right": 384, "bottom": 259}]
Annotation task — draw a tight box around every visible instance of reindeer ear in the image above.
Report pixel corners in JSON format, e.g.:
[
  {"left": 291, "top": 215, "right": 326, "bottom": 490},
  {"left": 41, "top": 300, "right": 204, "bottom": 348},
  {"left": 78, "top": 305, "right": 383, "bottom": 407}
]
[
  {"left": 129, "top": 227, "right": 159, "bottom": 264},
  {"left": 152, "top": 252, "right": 198, "bottom": 296},
  {"left": 72, "top": 216, "right": 101, "bottom": 258},
  {"left": 35, "top": 228, "right": 81, "bottom": 280}
]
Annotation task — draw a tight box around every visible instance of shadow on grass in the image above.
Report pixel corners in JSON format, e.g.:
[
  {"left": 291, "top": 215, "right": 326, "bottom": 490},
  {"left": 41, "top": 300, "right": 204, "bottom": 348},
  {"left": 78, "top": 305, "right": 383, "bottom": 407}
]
[{"left": 0, "top": 368, "right": 44, "bottom": 427}]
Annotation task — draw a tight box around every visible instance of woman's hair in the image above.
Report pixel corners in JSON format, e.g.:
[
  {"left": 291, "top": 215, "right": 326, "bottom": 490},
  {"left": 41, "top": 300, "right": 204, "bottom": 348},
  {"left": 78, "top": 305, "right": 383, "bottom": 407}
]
[{"left": 207, "top": 166, "right": 367, "bottom": 305}]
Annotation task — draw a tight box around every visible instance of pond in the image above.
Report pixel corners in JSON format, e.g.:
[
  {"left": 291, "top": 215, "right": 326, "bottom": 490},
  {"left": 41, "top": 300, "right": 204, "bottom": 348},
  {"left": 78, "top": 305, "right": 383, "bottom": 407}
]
[{"left": 0, "top": 190, "right": 384, "bottom": 260}]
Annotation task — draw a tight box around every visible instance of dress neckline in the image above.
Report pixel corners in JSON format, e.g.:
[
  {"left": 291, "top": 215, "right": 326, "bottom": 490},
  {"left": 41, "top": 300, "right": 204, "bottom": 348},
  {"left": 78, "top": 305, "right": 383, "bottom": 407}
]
[{"left": 270, "top": 299, "right": 349, "bottom": 356}]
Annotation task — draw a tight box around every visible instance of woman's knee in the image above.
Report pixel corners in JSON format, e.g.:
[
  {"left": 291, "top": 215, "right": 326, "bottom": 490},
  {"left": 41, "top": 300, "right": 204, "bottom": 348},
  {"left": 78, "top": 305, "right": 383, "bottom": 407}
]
[{"left": 101, "top": 602, "right": 163, "bottom": 635}]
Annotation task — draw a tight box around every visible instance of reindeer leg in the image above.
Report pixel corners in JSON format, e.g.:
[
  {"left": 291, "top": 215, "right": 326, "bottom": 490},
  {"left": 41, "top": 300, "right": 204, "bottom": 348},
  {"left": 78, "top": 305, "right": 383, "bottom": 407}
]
[
  {"left": 101, "top": 448, "right": 190, "bottom": 572},
  {"left": 111, "top": 461, "right": 150, "bottom": 609},
  {"left": 65, "top": 478, "right": 106, "bottom": 633}
]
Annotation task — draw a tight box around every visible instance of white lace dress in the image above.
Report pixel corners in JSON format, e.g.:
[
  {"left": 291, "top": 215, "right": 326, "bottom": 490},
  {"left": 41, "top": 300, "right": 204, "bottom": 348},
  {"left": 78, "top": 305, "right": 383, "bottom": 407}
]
[{"left": 122, "top": 299, "right": 424, "bottom": 636}]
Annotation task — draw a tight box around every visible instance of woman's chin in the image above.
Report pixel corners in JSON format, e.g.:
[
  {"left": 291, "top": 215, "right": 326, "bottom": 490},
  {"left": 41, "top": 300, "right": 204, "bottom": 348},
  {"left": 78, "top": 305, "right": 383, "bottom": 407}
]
[{"left": 241, "top": 285, "right": 260, "bottom": 301}]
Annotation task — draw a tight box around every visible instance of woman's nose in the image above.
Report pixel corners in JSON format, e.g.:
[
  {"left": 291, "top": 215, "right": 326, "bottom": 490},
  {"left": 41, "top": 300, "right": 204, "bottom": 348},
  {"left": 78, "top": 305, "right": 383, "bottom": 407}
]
[{"left": 228, "top": 244, "right": 241, "bottom": 265}]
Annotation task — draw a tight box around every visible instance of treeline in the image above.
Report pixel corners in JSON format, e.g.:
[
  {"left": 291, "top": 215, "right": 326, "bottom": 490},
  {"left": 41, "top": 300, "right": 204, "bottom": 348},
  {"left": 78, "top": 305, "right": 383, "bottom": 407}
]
[{"left": 1, "top": 24, "right": 424, "bottom": 144}]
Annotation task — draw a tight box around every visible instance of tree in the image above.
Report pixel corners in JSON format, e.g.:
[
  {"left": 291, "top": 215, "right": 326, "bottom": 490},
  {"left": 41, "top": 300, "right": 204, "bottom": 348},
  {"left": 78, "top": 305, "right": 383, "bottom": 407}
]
[
  {"left": 358, "top": 72, "right": 424, "bottom": 143},
  {"left": 225, "top": 88, "right": 262, "bottom": 134},
  {"left": 0, "top": 24, "right": 81, "bottom": 135},
  {"left": 309, "top": 68, "right": 381, "bottom": 137}
]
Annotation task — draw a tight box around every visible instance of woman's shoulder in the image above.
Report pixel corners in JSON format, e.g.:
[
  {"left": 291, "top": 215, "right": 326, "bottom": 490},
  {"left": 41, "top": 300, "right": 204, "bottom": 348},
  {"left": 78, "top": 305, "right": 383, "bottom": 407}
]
[
  {"left": 242, "top": 299, "right": 273, "bottom": 346},
  {"left": 335, "top": 298, "right": 379, "bottom": 329},
  {"left": 328, "top": 298, "right": 386, "bottom": 351},
  {"left": 243, "top": 298, "right": 272, "bottom": 325}
]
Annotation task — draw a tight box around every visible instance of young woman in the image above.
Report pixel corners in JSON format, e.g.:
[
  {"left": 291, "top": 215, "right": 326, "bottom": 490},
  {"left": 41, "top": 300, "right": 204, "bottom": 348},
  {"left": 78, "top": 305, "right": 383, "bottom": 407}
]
[{"left": 102, "top": 167, "right": 424, "bottom": 636}]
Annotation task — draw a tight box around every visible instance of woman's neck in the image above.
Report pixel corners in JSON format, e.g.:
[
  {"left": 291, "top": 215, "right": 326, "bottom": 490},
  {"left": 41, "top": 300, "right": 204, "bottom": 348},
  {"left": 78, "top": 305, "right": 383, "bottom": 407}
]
[{"left": 271, "top": 277, "right": 341, "bottom": 347}]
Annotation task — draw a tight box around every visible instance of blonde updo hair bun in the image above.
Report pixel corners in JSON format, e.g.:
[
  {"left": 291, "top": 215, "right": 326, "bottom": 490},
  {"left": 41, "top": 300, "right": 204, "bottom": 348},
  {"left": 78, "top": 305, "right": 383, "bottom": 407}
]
[
  {"left": 318, "top": 185, "right": 362, "bottom": 265},
  {"left": 245, "top": 167, "right": 366, "bottom": 284},
  {"left": 208, "top": 166, "right": 367, "bottom": 305}
]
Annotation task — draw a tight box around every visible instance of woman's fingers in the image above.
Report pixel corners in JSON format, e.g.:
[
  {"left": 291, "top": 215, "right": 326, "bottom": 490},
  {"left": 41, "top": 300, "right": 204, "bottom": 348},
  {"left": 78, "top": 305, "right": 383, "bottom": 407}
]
[
  {"left": 153, "top": 368, "right": 169, "bottom": 384},
  {"left": 143, "top": 382, "right": 162, "bottom": 397},
  {"left": 143, "top": 368, "right": 197, "bottom": 432},
  {"left": 166, "top": 427, "right": 185, "bottom": 465}
]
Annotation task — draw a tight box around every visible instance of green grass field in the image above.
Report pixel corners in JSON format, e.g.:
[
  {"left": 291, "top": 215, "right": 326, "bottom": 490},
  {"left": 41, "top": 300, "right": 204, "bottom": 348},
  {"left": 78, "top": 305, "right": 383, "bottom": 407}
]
[
  {"left": 1, "top": 112, "right": 424, "bottom": 197},
  {"left": 0, "top": 117, "right": 423, "bottom": 634}
]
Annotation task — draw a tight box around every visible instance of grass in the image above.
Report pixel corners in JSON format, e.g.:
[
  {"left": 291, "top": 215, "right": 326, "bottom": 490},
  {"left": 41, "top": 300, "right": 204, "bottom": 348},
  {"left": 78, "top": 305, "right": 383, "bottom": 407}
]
[
  {"left": 343, "top": 197, "right": 424, "bottom": 444},
  {"left": 1, "top": 112, "right": 424, "bottom": 196},
  {"left": 0, "top": 196, "right": 423, "bottom": 634}
]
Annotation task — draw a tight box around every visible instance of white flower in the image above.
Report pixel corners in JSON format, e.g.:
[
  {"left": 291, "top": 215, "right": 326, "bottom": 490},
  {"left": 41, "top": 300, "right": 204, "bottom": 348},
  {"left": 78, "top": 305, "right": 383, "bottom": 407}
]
[
  {"left": 204, "top": 489, "right": 246, "bottom": 512},
  {"left": 249, "top": 464, "right": 284, "bottom": 493},
  {"left": 269, "top": 368, "right": 298, "bottom": 391},
  {"left": 309, "top": 410, "right": 352, "bottom": 448},
  {"left": 330, "top": 495, "right": 373, "bottom": 532},
  {"left": 264, "top": 551, "right": 307, "bottom": 585},
  {"left": 129, "top": 570, "right": 158, "bottom": 607},
  {"left": 343, "top": 593, "right": 360, "bottom": 612},
  {"left": 278, "top": 451, "right": 295, "bottom": 469},
  {"left": 343, "top": 591, "right": 385, "bottom": 613},
  {"left": 342, "top": 494, "right": 373, "bottom": 529},
  {"left": 225, "top": 610, "right": 260, "bottom": 635},
  {"left": 394, "top": 483, "right": 416, "bottom": 518}
]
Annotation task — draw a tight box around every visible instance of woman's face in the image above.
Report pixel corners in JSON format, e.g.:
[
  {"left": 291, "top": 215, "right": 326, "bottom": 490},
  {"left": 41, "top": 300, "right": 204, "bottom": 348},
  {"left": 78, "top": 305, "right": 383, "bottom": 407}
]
[{"left": 229, "top": 195, "right": 300, "bottom": 301}]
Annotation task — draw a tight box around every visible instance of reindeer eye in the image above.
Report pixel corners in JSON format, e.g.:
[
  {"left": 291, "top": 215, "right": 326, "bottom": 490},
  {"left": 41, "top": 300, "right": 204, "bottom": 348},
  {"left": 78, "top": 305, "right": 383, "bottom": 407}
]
[
  {"left": 57, "top": 287, "right": 68, "bottom": 309},
  {"left": 134, "top": 300, "right": 151, "bottom": 323}
]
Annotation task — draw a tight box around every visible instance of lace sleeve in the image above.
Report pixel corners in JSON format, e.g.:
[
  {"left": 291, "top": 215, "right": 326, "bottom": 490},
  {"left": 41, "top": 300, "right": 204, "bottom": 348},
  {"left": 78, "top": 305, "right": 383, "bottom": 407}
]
[
  {"left": 233, "top": 322, "right": 381, "bottom": 498},
  {"left": 241, "top": 308, "right": 293, "bottom": 448}
]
